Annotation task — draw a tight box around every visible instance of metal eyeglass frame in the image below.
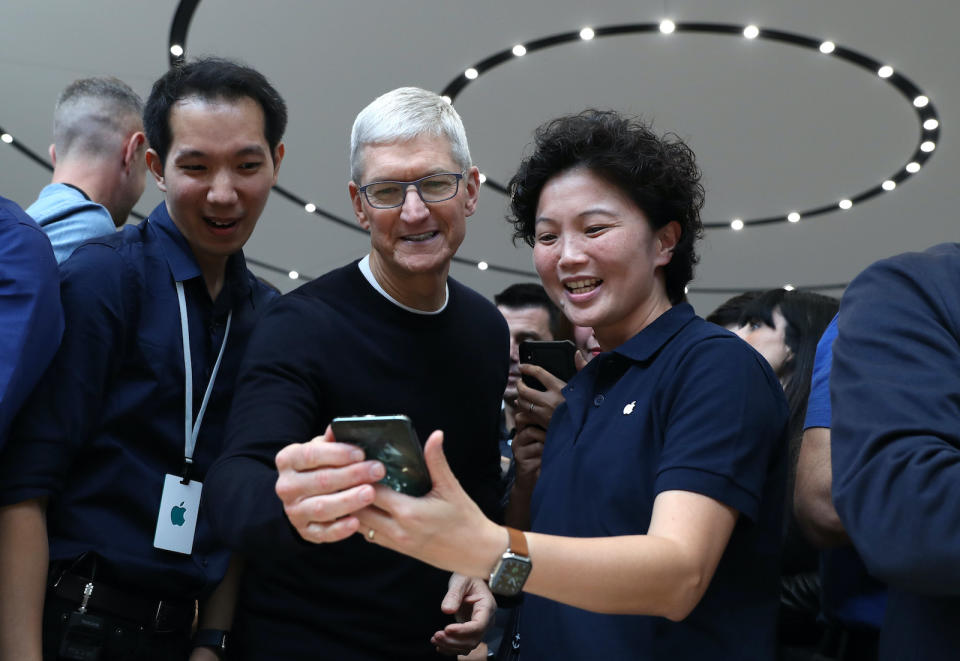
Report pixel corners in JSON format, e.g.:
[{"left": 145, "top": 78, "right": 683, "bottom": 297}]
[{"left": 358, "top": 171, "right": 465, "bottom": 209}]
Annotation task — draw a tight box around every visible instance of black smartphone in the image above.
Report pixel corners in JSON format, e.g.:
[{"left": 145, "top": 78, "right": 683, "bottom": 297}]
[
  {"left": 520, "top": 340, "right": 577, "bottom": 391},
  {"left": 330, "top": 415, "right": 432, "bottom": 496}
]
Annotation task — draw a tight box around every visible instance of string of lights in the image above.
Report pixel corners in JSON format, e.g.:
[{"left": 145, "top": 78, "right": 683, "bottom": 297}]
[
  {"left": 2, "top": 7, "right": 942, "bottom": 294},
  {"left": 440, "top": 21, "right": 940, "bottom": 231}
]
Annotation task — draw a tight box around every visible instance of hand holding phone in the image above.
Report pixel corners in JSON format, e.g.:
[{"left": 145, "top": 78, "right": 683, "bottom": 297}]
[
  {"left": 330, "top": 415, "right": 432, "bottom": 496},
  {"left": 520, "top": 340, "right": 577, "bottom": 391}
]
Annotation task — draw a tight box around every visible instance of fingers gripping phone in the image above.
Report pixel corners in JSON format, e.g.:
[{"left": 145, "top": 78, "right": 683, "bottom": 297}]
[
  {"left": 520, "top": 340, "right": 577, "bottom": 391},
  {"left": 330, "top": 415, "right": 432, "bottom": 496}
]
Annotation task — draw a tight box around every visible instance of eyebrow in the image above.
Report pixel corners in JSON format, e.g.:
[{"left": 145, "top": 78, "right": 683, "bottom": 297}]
[
  {"left": 173, "top": 145, "right": 267, "bottom": 160},
  {"left": 535, "top": 207, "right": 619, "bottom": 224}
]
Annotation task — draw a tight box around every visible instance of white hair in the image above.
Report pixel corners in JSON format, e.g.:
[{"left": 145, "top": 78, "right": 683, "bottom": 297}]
[{"left": 350, "top": 87, "right": 471, "bottom": 184}]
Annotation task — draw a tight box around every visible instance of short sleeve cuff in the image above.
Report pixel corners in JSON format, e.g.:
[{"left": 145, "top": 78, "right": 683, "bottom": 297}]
[{"left": 655, "top": 466, "right": 760, "bottom": 522}]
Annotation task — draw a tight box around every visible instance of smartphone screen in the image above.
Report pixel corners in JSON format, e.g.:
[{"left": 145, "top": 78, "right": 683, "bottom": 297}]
[
  {"left": 330, "top": 415, "right": 432, "bottom": 496},
  {"left": 520, "top": 340, "right": 577, "bottom": 391}
]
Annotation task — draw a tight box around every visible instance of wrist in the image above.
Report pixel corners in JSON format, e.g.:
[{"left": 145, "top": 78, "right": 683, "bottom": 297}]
[
  {"left": 192, "top": 629, "right": 229, "bottom": 659},
  {"left": 475, "top": 522, "right": 510, "bottom": 579}
]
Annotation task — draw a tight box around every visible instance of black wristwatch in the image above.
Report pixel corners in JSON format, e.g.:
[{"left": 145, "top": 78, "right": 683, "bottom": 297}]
[
  {"left": 488, "top": 527, "right": 532, "bottom": 596},
  {"left": 192, "top": 628, "right": 229, "bottom": 658}
]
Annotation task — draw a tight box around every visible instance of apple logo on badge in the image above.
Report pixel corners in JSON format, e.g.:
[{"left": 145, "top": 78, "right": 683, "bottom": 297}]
[{"left": 171, "top": 502, "right": 187, "bottom": 526}]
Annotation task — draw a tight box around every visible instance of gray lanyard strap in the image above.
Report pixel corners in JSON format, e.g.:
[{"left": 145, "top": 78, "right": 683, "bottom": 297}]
[{"left": 176, "top": 281, "right": 233, "bottom": 475}]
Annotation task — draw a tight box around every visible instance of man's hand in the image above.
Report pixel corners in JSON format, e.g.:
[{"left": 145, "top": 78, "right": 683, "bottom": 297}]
[
  {"left": 431, "top": 573, "right": 496, "bottom": 656},
  {"left": 275, "top": 425, "right": 385, "bottom": 544}
]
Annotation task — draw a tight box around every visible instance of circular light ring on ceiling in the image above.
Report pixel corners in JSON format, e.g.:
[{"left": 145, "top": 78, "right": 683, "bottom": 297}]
[{"left": 439, "top": 22, "right": 941, "bottom": 230}]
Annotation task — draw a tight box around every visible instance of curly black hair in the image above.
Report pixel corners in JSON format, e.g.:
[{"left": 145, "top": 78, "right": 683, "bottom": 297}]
[{"left": 507, "top": 110, "right": 705, "bottom": 304}]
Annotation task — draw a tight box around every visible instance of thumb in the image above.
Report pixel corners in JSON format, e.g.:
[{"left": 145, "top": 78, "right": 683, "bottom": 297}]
[
  {"left": 440, "top": 576, "right": 466, "bottom": 614},
  {"left": 423, "top": 430, "right": 458, "bottom": 494},
  {"left": 574, "top": 349, "right": 588, "bottom": 372}
]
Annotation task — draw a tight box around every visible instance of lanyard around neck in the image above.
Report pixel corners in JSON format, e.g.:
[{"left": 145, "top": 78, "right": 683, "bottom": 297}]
[{"left": 176, "top": 281, "right": 232, "bottom": 476}]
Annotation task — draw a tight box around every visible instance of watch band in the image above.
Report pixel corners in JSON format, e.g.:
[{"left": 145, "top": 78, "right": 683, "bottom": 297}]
[
  {"left": 506, "top": 526, "right": 528, "bottom": 557},
  {"left": 192, "top": 628, "right": 229, "bottom": 658}
]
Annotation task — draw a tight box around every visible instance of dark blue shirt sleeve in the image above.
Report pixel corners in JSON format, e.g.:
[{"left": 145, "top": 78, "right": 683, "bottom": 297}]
[
  {"left": 0, "top": 214, "right": 63, "bottom": 449},
  {"left": 0, "top": 243, "right": 131, "bottom": 505},
  {"left": 655, "top": 337, "right": 789, "bottom": 522},
  {"left": 832, "top": 248, "right": 960, "bottom": 595},
  {"left": 803, "top": 314, "right": 837, "bottom": 431}
]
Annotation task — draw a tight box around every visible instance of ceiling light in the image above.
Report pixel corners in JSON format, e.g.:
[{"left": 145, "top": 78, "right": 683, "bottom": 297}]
[
  {"left": 731, "top": 218, "right": 744, "bottom": 230},
  {"left": 579, "top": 27, "right": 595, "bottom": 40},
  {"left": 923, "top": 118, "right": 939, "bottom": 130},
  {"left": 304, "top": 203, "right": 316, "bottom": 213},
  {"left": 659, "top": 19, "right": 676, "bottom": 34},
  {"left": 464, "top": 68, "right": 479, "bottom": 80},
  {"left": 906, "top": 162, "right": 921, "bottom": 173},
  {"left": 0, "top": 133, "right": 12, "bottom": 144},
  {"left": 882, "top": 180, "right": 896, "bottom": 191},
  {"left": 787, "top": 212, "right": 801, "bottom": 223},
  {"left": 839, "top": 199, "right": 853, "bottom": 210},
  {"left": 819, "top": 41, "right": 835, "bottom": 54},
  {"left": 512, "top": 45, "right": 527, "bottom": 57},
  {"left": 783, "top": 284, "right": 796, "bottom": 291},
  {"left": 743, "top": 25, "right": 759, "bottom": 39},
  {"left": 877, "top": 65, "right": 893, "bottom": 78},
  {"left": 920, "top": 140, "right": 936, "bottom": 152},
  {"left": 478, "top": 173, "right": 487, "bottom": 184},
  {"left": 288, "top": 271, "right": 299, "bottom": 280},
  {"left": 170, "top": 44, "right": 184, "bottom": 57},
  {"left": 913, "top": 95, "right": 929, "bottom": 107},
  {"left": 477, "top": 261, "right": 489, "bottom": 271}
]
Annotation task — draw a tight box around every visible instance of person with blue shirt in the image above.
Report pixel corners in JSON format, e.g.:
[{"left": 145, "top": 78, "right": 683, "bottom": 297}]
[
  {"left": 317, "top": 110, "right": 789, "bottom": 660},
  {"left": 795, "top": 315, "right": 886, "bottom": 661},
  {"left": 831, "top": 244, "right": 960, "bottom": 661},
  {"left": 26, "top": 77, "right": 147, "bottom": 264},
  {"left": 0, "top": 58, "right": 285, "bottom": 661},
  {"left": 0, "top": 195, "right": 63, "bottom": 450}
]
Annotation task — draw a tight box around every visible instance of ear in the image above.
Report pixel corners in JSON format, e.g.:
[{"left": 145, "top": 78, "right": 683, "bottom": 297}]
[
  {"left": 348, "top": 180, "right": 370, "bottom": 231},
  {"left": 654, "top": 220, "right": 681, "bottom": 267},
  {"left": 462, "top": 166, "right": 481, "bottom": 218},
  {"left": 123, "top": 132, "right": 146, "bottom": 171},
  {"left": 48, "top": 144, "right": 57, "bottom": 166},
  {"left": 270, "top": 142, "right": 285, "bottom": 185},
  {"left": 145, "top": 149, "right": 166, "bottom": 192}
]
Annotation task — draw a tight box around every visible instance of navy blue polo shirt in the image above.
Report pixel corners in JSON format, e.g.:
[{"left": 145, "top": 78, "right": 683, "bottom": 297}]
[
  {"left": 0, "top": 202, "right": 276, "bottom": 599},
  {"left": 522, "top": 303, "right": 788, "bottom": 660},
  {"left": 0, "top": 195, "right": 63, "bottom": 450}
]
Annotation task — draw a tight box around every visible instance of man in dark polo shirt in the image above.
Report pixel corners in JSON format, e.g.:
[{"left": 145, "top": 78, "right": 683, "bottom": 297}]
[{"left": 0, "top": 58, "right": 285, "bottom": 660}]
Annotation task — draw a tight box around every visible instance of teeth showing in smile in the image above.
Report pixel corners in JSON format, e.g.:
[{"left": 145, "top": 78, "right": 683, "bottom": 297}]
[
  {"left": 565, "top": 278, "right": 601, "bottom": 294},
  {"left": 404, "top": 231, "right": 438, "bottom": 242},
  {"left": 205, "top": 218, "right": 237, "bottom": 228}
]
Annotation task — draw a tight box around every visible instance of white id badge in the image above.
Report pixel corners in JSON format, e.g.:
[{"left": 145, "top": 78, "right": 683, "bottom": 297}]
[{"left": 153, "top": 474, "right": 203, "bottom": 554}]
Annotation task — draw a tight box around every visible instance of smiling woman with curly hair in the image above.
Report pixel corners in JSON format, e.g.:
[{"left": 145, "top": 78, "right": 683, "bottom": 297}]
[{"left": 353, "top": 110, "right": 790, "bottom": 661}]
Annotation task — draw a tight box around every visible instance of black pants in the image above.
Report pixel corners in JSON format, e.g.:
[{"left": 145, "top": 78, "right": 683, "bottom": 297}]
[{"left": 42, "top": 593, "right": 192, "bottom": 661}]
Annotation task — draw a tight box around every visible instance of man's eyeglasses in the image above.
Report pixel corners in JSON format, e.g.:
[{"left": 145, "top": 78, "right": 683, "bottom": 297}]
[{"left": 358, "top": 172, "right": 465, "bottom": 209}]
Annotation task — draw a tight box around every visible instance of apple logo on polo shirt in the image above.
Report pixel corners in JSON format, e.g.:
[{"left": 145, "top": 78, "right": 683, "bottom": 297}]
[{"left": 171, "top": 502, "right": 187, "bottom": 526}]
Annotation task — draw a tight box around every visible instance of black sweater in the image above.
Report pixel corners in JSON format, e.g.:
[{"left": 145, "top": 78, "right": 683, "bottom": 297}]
[{"left": 205, "top": 261, "right": 508, "bottom": 660}]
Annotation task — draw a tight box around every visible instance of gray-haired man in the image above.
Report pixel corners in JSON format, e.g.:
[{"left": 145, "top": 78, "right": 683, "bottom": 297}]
[{"left": 27, "top": 77, "right": 146, "bottom": 263}]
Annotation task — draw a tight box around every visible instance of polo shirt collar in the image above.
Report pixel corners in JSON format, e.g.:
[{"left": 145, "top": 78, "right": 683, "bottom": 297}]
[
  {"left": 611, "top": 302, "right": 697, "bottom": 363},
  {"left": 148, "top": 202, "right": 252, "bottom": 300}
]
